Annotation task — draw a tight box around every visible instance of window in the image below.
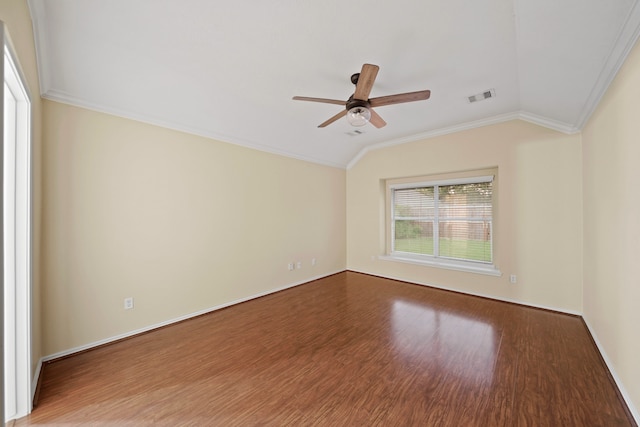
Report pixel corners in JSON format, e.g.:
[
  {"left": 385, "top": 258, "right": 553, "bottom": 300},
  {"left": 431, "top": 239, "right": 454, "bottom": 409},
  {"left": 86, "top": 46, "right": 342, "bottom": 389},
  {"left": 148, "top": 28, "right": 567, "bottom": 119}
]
[{"left": 384, "top": 169, "right": 500, "bottom": 276}]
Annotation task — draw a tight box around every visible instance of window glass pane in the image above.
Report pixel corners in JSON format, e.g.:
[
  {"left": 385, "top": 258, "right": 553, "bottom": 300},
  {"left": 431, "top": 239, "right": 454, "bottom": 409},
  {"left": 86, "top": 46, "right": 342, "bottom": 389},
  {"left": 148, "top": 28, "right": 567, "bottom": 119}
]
[
  {"left": 438, "top": 221, "right": 492, "bottom": 261},
  {"left": 394, "top": 187, "right": 435, "bottom": 218},
  {"left": 438, "top": 182, "right": 492, "bottom": 262},
  {"left": 394, "top": 220, "right": 434, "bottom": 254},
  {"left": 393, "top": 188, "right": 435, "bottom": 255}
]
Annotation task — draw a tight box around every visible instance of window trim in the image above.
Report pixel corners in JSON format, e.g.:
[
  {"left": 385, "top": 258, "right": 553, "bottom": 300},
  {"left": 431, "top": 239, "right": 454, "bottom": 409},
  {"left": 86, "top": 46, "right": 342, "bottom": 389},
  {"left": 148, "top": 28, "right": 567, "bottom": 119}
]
[{"left": 384, "top": 169, "right": 502, "bottom": 277}]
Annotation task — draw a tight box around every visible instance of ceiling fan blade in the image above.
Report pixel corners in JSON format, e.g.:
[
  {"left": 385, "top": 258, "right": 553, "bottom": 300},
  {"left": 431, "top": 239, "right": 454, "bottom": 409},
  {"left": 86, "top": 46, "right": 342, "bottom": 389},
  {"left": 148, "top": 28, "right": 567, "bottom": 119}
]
[
  {"left": 368, "top": 108, "right": 387, "bottom": 128},
  {"left": 292, "top": 96, "right": 346, "bottom": 106},
  {"left": 353, "top": 64, "right": 379, "bottom": 101},
  {"left": 369, "top": 90, "right": 431, "bottom": 108},
  {"left": 318, "top": 110, "right": 347, "bottom": 128}
]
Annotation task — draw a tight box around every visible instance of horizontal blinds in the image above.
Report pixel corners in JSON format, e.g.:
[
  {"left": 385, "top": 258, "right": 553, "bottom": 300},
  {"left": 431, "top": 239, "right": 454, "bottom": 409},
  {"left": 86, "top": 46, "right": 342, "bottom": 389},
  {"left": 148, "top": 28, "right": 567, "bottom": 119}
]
[
  {"left": 437, "top": 182, "right": 492, "bottom": 262},
  {"left": 393, "top": 187, "right": 435, "bottom": 254},
  {"left": 392, "top": 179, "right": 493, "bottom": 263}
]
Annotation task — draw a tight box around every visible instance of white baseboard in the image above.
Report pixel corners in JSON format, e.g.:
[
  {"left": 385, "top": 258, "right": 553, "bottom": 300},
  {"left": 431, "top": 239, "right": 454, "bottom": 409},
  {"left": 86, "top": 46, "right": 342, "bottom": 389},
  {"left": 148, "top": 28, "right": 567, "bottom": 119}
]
[
  {"left": 348, "top": 269, "right": 582, "bottom": 316},
  {"left": 582, "top": 317, "right": 640, "bottom": 424},
  {"left": 42, "top": 270, "right": 344, "bottom": 363},
  {"left": 39, "top": 269, "right": 638, "bottom": 423},
  {"left": 349, "top": 269, "right": 637, "bottom": 424},
  {"left": 31, "top": 357, "right": 43, "bottom": 404}
]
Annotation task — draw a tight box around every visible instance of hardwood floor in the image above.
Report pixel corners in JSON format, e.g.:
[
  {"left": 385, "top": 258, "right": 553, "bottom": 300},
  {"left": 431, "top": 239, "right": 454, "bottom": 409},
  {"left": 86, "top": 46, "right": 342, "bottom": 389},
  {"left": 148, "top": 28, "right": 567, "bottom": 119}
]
[{"left": 14, "top": 272, "right": 635, "bottom": 426}]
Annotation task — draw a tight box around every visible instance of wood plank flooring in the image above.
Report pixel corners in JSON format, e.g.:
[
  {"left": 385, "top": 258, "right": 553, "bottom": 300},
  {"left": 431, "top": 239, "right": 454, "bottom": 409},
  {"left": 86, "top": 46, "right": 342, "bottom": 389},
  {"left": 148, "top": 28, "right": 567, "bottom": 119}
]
[{"left": 14, "top": 272, "right": 635, "bottom": 426}]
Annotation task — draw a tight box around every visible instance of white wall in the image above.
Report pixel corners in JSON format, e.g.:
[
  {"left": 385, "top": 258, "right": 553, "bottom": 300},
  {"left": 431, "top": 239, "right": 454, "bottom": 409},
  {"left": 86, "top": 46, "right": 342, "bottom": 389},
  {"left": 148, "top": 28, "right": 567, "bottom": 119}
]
[
  {"left": 347, "top": 120, "right": 583, "bottom": 313},
  {"left": 41, "top": 100, "right": 346, "bottom": 355},
  {"left": 582, "top": 35, "right": 640, "bottom": 419}
]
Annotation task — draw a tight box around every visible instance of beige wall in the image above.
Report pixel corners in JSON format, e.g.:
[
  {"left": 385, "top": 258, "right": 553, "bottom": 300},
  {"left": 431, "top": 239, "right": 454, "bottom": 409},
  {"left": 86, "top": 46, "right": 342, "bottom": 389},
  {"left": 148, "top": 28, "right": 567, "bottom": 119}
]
[
  {"left": 347, "top": 120, "right": 583, "bottom": 313},
  {"left": 582, "top": 37, "right": 640, "bottom": 416},
  {"left": 0, "top": 0, "right": 43, "bottom": 379},
  {"left": 41, "top": 100, "right": 346, "bottom": 355}
]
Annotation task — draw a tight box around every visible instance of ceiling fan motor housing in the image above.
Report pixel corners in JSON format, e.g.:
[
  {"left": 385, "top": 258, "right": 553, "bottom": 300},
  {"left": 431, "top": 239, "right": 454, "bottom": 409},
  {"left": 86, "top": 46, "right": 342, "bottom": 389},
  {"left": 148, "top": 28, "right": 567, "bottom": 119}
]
[{"left": 346, "top": 95, "right": 370, "bottom": 110}]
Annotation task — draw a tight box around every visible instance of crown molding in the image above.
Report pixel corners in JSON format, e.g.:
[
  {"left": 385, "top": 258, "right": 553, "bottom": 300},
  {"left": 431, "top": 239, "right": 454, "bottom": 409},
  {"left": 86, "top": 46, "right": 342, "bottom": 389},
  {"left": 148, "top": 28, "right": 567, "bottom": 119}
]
[
  {"left": 346, "top": 111, "right": 579, "bottom": 170},
  {"left": 517, "top": 111, "right": 579, "bottom": 134},
  {"left": 27, "top": 0, "right": 51, "bottom": 97},
  {"left": 41, "top": 90, "right": 348, "bottom": 169},
  {"left": 574, "top": 0, "right": 640, "bottom": 130}
]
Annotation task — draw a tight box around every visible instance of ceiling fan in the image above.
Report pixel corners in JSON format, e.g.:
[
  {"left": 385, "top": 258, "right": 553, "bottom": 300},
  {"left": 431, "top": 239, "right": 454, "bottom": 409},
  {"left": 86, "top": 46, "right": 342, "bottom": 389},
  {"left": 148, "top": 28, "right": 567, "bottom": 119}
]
[{"left": 293, "top": 64, "right": 431, "bottom": 129}]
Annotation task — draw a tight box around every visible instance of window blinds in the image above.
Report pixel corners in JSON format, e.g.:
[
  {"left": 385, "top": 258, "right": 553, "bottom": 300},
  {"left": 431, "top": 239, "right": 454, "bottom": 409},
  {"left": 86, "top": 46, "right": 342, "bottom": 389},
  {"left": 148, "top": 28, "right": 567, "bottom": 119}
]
[{"left": 392, "top": 178, "right": 493, "bottom": 263}]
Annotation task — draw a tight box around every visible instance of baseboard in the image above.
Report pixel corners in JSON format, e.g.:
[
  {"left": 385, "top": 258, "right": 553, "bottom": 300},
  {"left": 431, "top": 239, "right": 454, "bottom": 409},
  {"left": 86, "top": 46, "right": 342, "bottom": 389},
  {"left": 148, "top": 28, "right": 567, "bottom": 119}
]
[
  {"left": 31, "top": 269, "right": 637, "bottom": 425},
  {"left": 42, "top": 270, "right": 345, "bottom": 363},
  {"left": 31, "top": 357, "right": 43, "bottom": 408},
  {"left": 349, "top": 269, "right": 637, "bottom": 423},
  {"left": 347, "top": 269, "right": 582, "bottom": 316},
  {"left": 582, "top": 317, "right": 640, "bottom": 425}
]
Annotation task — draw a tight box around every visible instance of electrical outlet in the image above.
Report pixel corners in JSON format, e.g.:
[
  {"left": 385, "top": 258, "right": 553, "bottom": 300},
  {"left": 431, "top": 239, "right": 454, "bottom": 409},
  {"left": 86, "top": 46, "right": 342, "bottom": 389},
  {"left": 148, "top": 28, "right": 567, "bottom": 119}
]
[
  {"left": 124, "top": 297, "right": 134, "bottom": 310},
  {"left": 296, "top": 261, "right": 302, "bottom": 269},
  {"left": 510, "top": 274, "right": 517, "bottom": 284},
  {"left": 288, "top": 262, "right": 295, "bottom": 271}
]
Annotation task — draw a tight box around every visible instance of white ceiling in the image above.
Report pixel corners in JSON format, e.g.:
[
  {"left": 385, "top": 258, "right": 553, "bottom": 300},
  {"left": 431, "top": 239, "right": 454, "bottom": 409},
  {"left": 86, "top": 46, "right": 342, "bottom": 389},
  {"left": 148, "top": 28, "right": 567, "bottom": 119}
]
[{"left": 28, "top": 0, "right": 640, "bottom": 168}]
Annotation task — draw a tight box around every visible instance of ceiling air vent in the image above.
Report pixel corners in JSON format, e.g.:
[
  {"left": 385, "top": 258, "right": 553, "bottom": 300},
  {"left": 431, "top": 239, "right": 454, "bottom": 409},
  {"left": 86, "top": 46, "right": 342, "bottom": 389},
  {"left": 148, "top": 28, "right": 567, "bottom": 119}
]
[
  {"left": 468, "top": 89, "right": 495, "bottom": 103},
  {"left": 346, "top": 129, "right": 365, "bottom": 136}
]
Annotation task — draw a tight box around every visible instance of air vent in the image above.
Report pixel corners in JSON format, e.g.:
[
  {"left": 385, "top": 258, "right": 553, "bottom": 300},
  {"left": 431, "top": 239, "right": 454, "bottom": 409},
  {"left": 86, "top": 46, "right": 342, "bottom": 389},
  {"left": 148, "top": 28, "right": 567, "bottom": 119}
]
[
  {"left": 346, "top": 129, "right": 365, "bottom": 136},
  {"left": 468, "top": 89, "right": 495, "bottom": 103}
]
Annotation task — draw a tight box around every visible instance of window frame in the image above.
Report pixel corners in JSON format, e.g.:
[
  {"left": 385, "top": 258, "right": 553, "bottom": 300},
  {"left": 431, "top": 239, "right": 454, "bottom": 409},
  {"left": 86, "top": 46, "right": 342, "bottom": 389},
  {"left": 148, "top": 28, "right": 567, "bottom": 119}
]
[{"left": 382, "top": 169, "right": 501, "bottom": 276}]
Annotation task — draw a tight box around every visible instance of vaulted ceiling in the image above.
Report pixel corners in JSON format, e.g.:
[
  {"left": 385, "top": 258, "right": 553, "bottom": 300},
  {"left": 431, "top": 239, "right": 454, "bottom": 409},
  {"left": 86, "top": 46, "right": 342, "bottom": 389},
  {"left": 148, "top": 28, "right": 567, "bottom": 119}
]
[{"left": 28, "top": 0, "right": 640, "bottom": 168}]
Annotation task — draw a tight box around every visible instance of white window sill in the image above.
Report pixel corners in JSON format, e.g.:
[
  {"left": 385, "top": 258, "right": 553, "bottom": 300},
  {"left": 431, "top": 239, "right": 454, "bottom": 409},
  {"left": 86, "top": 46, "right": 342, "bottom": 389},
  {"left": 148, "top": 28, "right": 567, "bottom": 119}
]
[{"left": 379, "top": 254, "right": 502, "bottom": 277}]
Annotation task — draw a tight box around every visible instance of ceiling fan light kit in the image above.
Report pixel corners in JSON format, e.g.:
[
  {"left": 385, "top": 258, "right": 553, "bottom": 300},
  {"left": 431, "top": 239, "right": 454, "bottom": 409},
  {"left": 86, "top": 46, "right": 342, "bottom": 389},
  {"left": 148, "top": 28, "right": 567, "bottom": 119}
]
[
  {"left": 346, "top": 107, "right": 371, "bottom": 127},
  {"left": 293, "top": 63, "right": 431, "bottom": 129}
]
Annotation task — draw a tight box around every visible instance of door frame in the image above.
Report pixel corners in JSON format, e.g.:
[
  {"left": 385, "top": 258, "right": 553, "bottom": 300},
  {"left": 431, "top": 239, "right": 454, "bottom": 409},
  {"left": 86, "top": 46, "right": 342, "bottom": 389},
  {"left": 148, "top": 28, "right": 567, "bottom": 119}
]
[{"left": 2, "top": 23, "right": 33, "bottom": 422}]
